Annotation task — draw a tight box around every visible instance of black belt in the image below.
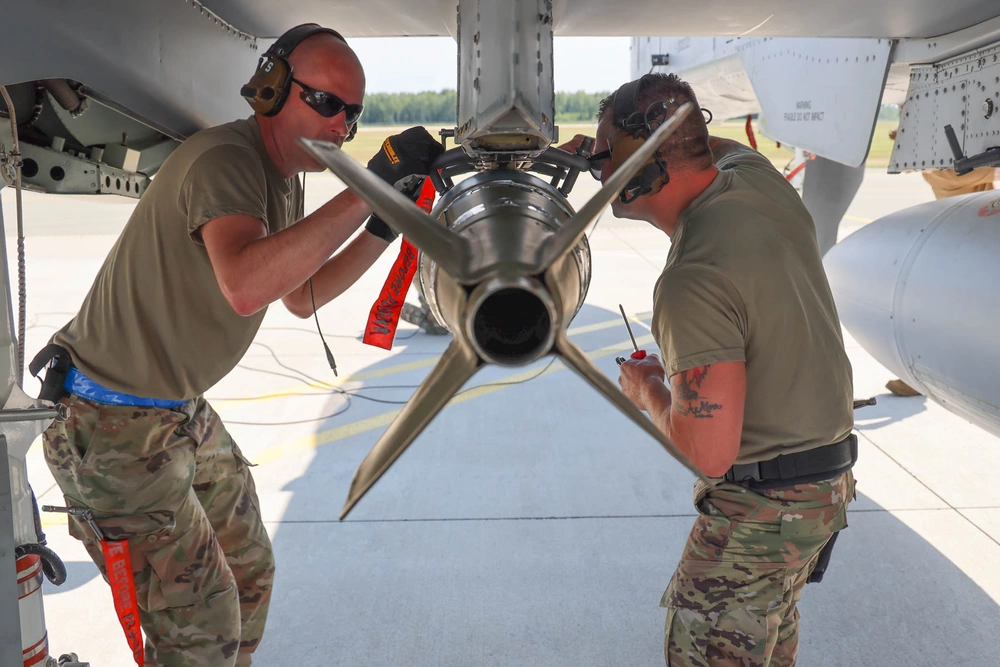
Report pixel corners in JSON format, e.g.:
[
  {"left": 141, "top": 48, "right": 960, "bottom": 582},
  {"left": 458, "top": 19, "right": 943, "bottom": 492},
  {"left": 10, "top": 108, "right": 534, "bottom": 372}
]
[{"left": 724, "top": 434, "right": 858, "bottom": 487}]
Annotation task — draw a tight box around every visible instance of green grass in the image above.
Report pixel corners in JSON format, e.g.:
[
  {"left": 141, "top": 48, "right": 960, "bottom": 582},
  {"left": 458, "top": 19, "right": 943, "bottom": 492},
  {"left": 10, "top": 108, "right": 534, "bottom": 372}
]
[
  {"left": 340, "top": 120, "right": 898, "bottom": 169},
  {"left": 340, "top": 129, "right": 459, "bottom": 164}
]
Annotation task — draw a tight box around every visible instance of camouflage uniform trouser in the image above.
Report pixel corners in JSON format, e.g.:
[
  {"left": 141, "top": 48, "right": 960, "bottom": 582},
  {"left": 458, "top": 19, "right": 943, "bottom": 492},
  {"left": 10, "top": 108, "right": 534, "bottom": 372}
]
[
  {"left": 42, "top": 394, "right": 275, "bottom": 667},
  {"left": 661, "top": 471, "right": 855, "bottom": 666}
]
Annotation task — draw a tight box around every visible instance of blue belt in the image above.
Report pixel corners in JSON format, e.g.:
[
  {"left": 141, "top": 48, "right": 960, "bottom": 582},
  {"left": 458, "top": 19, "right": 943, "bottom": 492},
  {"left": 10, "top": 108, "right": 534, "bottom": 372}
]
[{"left": 64, "top": 368, "right": 187, "bottom": 409}]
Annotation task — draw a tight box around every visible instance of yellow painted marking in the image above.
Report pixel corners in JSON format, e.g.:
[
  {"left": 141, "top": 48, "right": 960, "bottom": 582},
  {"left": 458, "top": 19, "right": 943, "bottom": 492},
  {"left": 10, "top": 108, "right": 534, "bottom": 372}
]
[
  {"left": 41, "top": 325, "right": 658, "bottom": 529},
  {"left": 843, "top": 215, "right": 873, "bottom": 223},
  {"left": 213, "top": 357, "right": 443, "bottom": 408},
  {"left": 212, "top": 312, "right": 653, "bottom": 408},
  {"left": 252, "top": 332, "right": 656, "bottom": 466}
]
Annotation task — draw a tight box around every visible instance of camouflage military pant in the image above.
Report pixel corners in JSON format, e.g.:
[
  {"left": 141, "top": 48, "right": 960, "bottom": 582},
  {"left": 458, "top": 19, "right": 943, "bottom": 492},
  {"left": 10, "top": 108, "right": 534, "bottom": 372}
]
[
  {"left": 661, "top": 472, "right": 855, "bottom": 666},
  {"left": 42, "top": 394, "right": 275, "bottom": 667}
]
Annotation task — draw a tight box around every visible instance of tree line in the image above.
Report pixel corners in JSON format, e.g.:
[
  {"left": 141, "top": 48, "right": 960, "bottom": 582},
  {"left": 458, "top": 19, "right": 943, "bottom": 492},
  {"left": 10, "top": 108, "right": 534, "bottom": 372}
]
[
  {"left": 359, "top": 90, "right": 611, "bottom": 125},
  {"left": 358, "top": 90, "right": 904, "bottom": 126}
]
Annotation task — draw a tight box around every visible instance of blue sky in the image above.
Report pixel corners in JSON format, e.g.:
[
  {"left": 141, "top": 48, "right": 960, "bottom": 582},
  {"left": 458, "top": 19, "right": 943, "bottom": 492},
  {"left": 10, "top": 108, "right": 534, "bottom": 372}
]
[{"left": 348, "top": 36, "right": 632, "bottom": 94}]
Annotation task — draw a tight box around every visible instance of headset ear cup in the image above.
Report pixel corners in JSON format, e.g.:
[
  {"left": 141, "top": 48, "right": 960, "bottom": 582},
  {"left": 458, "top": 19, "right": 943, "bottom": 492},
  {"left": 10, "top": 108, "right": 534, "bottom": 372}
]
[
  {"left": 610, "top": 135, "right": 644, "bottom": 174},
  {"left": 611, "top": 135, "right": 664, "bottom": 204},
  {"left": 243, "top": 24, "right": 349, "bottom": 117},
  {"left": 640, "top": 162, "right": 661, "bottom": 181},
  {"left": 241, "top": 56, "right": 293, "bottom": 116},
  {"left": 642, "top": 160, "right": 669, "bottom": 196}
]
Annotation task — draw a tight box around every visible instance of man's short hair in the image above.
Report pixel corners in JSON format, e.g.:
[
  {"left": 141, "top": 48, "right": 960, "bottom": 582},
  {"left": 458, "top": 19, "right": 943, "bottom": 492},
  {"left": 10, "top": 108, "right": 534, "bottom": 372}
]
[{"left": 598, "top": 73, "right": 712, "bottom": 169}]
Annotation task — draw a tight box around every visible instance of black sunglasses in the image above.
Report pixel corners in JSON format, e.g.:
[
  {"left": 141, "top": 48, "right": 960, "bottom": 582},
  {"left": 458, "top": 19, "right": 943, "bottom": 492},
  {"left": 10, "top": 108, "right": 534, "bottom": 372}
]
[
  {"left": 292, "top": 78, "right": 364, "bottom": 126},
  {"left": 588, "top": 149, "right": 612, "bottom": 181}
]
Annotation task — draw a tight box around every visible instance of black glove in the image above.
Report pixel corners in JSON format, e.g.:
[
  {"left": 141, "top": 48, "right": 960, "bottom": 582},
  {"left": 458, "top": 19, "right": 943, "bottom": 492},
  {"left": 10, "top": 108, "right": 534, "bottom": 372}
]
[
  {"left": 367, "top": 126, "right": 444, "bottom": 185},
  {"left": 364, "top": 175, "right": 426, "bottom": 243}
]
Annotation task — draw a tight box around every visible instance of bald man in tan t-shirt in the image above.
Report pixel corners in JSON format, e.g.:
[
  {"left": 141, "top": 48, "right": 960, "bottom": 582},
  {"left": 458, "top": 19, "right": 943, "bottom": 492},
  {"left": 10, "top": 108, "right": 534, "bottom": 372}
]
[{"left": 32, "top": 24, "right": 442, "bottom": 665}]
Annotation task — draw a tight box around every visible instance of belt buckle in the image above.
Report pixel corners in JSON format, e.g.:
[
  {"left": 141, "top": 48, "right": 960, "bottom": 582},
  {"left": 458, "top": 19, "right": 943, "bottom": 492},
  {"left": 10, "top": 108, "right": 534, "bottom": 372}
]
[{"left": 725, "top": 461, "right": 762, "bottom": 483}]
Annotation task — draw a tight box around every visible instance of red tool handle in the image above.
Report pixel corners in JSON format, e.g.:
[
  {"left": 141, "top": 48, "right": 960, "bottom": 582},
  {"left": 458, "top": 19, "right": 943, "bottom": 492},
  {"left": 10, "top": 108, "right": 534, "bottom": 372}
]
[{"left": 631, "top": 350, "right": 647, "bottom": 360}]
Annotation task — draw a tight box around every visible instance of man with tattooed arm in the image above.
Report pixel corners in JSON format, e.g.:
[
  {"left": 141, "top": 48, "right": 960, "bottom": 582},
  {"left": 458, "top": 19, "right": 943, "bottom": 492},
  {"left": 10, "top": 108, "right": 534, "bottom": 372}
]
[{"left": 569, "top": 73, "right": 857, "bottom": 666}]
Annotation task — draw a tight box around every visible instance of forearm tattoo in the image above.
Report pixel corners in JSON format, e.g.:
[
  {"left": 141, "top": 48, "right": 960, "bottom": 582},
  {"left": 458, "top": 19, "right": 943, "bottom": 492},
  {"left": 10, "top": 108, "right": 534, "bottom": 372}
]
[{"left": 674, "top": 365, "right": 723, "bottom": 418}]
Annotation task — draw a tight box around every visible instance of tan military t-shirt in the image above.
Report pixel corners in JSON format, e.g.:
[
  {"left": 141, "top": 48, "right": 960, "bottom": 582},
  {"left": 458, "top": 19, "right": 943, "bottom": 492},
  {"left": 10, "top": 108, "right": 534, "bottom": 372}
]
[
  {"left": 652, "top": 145, "right": 854, "bottom": 465},
  {"left": 53, "top": 117, "right": 303, "bottom": 400}
]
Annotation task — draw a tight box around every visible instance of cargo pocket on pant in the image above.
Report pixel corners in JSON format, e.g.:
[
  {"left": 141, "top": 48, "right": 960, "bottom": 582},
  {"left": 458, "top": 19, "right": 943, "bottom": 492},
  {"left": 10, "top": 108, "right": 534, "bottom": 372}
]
[
  {"left": 661, "top": 559, "right": 786, "bottom": 666},
  {"left": 67, "top": 508, "right": 176, "bottom": 544},
  {"left": 780, "top": 502, "right": 849, "bottom": 581},
  {"left": 70, "top": 509, "right": 231, "bottom": 612},
  {"left": 68, "top": 510, "right": 195, "bottom": 611},
  {"left": 143, "top": 545, "right": 207, "bottom": 611}
]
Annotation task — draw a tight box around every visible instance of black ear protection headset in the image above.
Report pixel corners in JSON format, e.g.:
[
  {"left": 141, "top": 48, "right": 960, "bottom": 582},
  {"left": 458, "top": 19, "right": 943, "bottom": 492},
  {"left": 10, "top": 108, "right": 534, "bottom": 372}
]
[
  {"left": 603, "top": 74, "right": 673, "bottom": 205},
  {"left": 240, "top": 23, "right": 358, "bottom": 140}
]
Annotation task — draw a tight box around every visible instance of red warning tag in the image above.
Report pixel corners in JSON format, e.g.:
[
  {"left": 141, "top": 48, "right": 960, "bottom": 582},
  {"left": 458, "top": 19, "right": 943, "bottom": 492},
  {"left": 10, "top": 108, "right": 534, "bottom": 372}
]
[
  {"left": 101, "top": 540, "right": 144, "bottom": 666},
  {"left": 363, "top": 177, "right": 436, "bottom": 350}
]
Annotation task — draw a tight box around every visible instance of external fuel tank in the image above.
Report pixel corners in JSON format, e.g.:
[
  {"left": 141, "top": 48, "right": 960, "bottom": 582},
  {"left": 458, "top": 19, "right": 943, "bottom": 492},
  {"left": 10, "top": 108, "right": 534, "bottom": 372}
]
[{"left": 824, "top": 190, "right": 1000, "bottom": 438}]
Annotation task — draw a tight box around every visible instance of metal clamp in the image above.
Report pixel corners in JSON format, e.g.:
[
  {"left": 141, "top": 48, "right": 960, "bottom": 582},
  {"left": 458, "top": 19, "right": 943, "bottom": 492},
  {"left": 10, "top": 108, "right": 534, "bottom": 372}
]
[
  {"left": 42, "top": 505, "right": 104, "bottom": 541},
  {"left": 0, "top": 404, "right": 69, "bottom": 423}
]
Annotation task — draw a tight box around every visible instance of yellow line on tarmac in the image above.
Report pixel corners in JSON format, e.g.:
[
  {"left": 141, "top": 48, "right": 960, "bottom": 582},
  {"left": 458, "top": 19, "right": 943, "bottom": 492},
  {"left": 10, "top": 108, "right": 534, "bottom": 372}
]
[
  {"left": 212, "top": 357, "right": 440, "bottom": 408},
  {"left": 843, "top": 215, "right": 873, "bottom": 223},
  {"left": 212, "top": 312, "right": 652, "bottom": 408},
  {"left": 251, "top": 332, "right": 656, "bottom": 466}
]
